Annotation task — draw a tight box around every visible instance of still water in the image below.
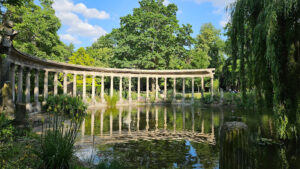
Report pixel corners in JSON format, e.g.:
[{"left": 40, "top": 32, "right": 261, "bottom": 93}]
[{"left": 75, "top": 105, "right": 300, "bottom": 169}]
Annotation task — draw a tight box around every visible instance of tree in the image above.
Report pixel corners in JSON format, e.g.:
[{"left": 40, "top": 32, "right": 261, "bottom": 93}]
[
  {"left": 196, "top": 23, "right": 225, "bottom": 78},
  {"left": 229, "top": 0, "right": 299, "bottom": 139},
  {"left": 68, "top": 47, "right": 95, "bottom": 85},
  {"left": 110, "top": 0, "right": 193, "bottom": 70},
  {"left": 69, "top": 47, "right": 95, "bottom": 66},
  {"left": 5, "top": 0, "right": 70, "bottom": 61},
  {"left": 86, "top": 35, "right": 114, "bottom": 67}
]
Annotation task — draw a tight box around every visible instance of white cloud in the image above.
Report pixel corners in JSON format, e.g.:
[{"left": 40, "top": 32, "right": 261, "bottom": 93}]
[
  {"left": 163, "top": 0, "right": 171, "bottom": 6},
  {"left": 53, "top": 0, "right": 110, "bottom": 19},
  {"left": 53, "top": 0, "right": 108, "bottom": 41},
  {"left": 59, "top": 34, "right": 82, "bottom": 44}
]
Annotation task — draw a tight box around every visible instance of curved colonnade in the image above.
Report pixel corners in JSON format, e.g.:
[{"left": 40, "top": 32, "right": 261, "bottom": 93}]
[{"left": 7, "top": 47, "right": 215, "bottom": 112}]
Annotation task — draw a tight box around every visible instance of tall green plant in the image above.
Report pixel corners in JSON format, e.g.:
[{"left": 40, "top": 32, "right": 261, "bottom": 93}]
[{"left": 38, "top": 112, "right": 83, "bottom": 169}]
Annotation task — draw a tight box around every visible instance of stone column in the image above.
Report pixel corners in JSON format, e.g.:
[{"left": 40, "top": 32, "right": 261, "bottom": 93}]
[
  {"left": 101, "top": 75, "right": 105, "bottom": 103},
  {"left": 110, "top": 111, "right": 113, "bottom": 136},
  {"left": 54, "top": 72, "right": 58, "bottom": 95},
  {"left": 63, "top": 72, "right": 67, "bottom": 94},
  {"left": 146, "top": 107, "right": 149, "bottom": 132},
  {"left": 173, "top": 107, "right": 176, "bottom": 133},
  {"left": 164, "top": 77, "right": 167, "bottom": 100},
  {"left": 155, "top": 76, "right": 158, "bottom": 101},
  {"left": 34, "top": 69, "right": 39, "bottom": 103},
  {"left": 110, "top": 75, "right": 114, "bottom": 97},
  {"left": 137, "top": 77, "right": 140, "bottom": 101},
  {"left": 164, "top": 107, "right": 167, "bottom": 130},
  {"left": 128, "top": 76, "right": 132, "bottom": 102},
  {"left": 118, "top": 107, "right": 122, "bottom": 135},
  {"left": 191, "top": 77, "right": 194, "bottom": 103},
  {"left": 101, "top": 109, "right": 104, "bottom": 136},
  {"left": 43, "top": 70, "right": 48, "bottom": 101},
  {"left": 81, "top": 118, "right": 85, "bottom": 137},
  {"left": 92, "top": 75, "right": 95, "bottom": 102},
  {"left": 9, "top": 64, "right": 16, "bottom": 102},
  {"left": 173, "top": 77, "right": 176, "bottom": 100},
  {"left": 82, "top": 73, "right": 86, "bottom": 100},
  {"left": 146, "top": 76, "right": 149, "bottom": 100},
  {"left": 119, "top": 76, "right": 122, "bottom": 102},
  {"left": 73, "top": 74, "right": 77, "bottom": 97},
  {"left": 201, "top": 76, "right": 204, "bottom": 91},
  {"left": 17, "top": 66, "right": 23, "bottom": 103},
  {"left": 137, "top": 107, "right": 140, "bottom": 132},
  {"left": 182, "top": 78, "right": 185, "bottom": 101},
  {"left": 155, "top": 107, "right": 158, "bottom": 131},
  {"left": 91, "top": 111, "right": 95, "bottom": 136},
  {"left": 25, "top": 68, "right": 31, "bottom": 103},
  {"left": 201, "top": 76, "right": 204, "bottom": 99},
  {"left": 211, "top": 75, "right": 214, "bottom": 98}
]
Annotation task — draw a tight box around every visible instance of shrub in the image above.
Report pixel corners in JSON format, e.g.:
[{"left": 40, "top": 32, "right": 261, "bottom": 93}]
[
  {"left": 44, "top": 95, "right": 87, "bottom": 118},
  {"left": 104, "top": 94, "right": 118, "bottom": 108},
  {"left": 38, "top": 113, "right": 82, "bottom": 169}
]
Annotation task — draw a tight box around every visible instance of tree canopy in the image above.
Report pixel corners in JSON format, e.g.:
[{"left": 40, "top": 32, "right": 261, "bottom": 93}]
[
  {"left": 5, "top": 0, "right": 71, "bottom": 61},
  {"left": 229, "top": 0, "right": 300, "bottom": 139},
  {"left": 109, "top": 0, "right": 193, "bottom": 70}
]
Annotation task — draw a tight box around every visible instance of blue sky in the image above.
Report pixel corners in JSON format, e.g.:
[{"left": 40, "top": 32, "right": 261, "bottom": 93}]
[{"left": 52, "top": 0, "right": 233, "bottom": 49}]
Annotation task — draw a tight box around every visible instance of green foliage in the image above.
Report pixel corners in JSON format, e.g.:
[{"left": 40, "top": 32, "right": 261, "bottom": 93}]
[
  {"left": 38, "top": 113, "right": 82, "bottom": 169},
  {"left": 6, "top": 0, "right": 71, "bottom": 61},
  {"left": 104, "top": 94, "right": 118, "bottom": 108},
  {"left": 87, "top": 35, "right": 115, "bottom": 67},
  {"left": 229, "top": 0, "right": 300, "bottom": 139},
  {"left": 196, "top": 23, "right": 225, "bottom": 78},
  {"left": 0, "top": 113, "right": 40, "bottom": 168},
  {"left": 109, "top": 0, "right": 193, "bottom": 70},
  {"left": 44, "top": 95, "right": 87, "bottom": 119},
  {"left": 69, "top": 47, "right": 95, "bottom": 66}
]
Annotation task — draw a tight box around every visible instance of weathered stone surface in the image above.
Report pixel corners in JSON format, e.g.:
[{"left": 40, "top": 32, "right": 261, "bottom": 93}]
[
  {"left": 15, "top": 103, "right": 27, "bottom": 125},
  {"left": 1, "top": 81, "right": 14, "bottom": 114}
]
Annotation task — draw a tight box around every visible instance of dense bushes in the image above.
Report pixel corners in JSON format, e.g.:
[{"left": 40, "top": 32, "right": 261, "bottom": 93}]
[{"left": 44, "top": 95, "right": 87, "bottom": 118}]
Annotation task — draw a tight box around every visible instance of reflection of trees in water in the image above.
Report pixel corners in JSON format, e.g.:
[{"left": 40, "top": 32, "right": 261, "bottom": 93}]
[{"left": 98, "top": 140, "right": 216, "bottom": 169}]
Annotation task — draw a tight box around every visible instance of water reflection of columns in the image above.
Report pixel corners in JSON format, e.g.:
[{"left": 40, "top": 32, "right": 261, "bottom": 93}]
[
  {"left": 182, "top": 106, "right": 185, "bottom": 129},
  {"left": 201, "top": 118, "right": 205, "bottom": 134},
  {"left": 173, "top": 107, "right": 176, "bottom": 133},
  {"left": 119, "top": 107, "right": 122, "bottom": 135},
  {"left": 146, "top": 107, "right": 149, "bottom": 132},
  {"left": 164, "top": 107, "right": 167, "bottom": 131},
  {"left": 100, "top": 109, "right": 104, "bottom": 136},
  {"left": 110, "top": 111, "right": 113, "bottom": 136},
  {"left": 128, "top": 106, "right": 132, "bottom": 135},
  {"left": 137, "top": 107, "right": 140, "bottom": 132},
  {"left": 155, "top": 107, "right": 158, "bottom": 131},
  {"left": 192, "top": 107, "right": 195, "bottom": 133}
]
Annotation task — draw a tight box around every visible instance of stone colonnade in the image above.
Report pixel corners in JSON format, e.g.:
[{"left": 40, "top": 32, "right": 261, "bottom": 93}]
[{"left": 7, "top": 47, "right": 215, "bottom": 111}]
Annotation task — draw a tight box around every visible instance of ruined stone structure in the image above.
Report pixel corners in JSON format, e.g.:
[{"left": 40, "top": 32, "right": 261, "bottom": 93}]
[{"left": 4, "top": 46, "right": 215, "bottom": 112}]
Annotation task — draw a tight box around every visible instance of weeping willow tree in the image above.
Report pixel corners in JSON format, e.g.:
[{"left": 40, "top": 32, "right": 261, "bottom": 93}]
[{"left": 229, "top": 0, "right": 299, "bottom": 140}]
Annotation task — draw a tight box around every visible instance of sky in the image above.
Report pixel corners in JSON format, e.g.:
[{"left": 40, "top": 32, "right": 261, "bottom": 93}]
[{"left": 52, "top": 0, "right": 234, "bottom": 49}]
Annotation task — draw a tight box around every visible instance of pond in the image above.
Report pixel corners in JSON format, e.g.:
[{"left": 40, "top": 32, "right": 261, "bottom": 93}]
[{"left": 75, "top": 105, "right": 300, "bottom": 169}]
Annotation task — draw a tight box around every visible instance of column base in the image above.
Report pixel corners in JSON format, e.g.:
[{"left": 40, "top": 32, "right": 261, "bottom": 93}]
[{"left": 25, "top": 103, "right": 32, "bottom": 113}]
